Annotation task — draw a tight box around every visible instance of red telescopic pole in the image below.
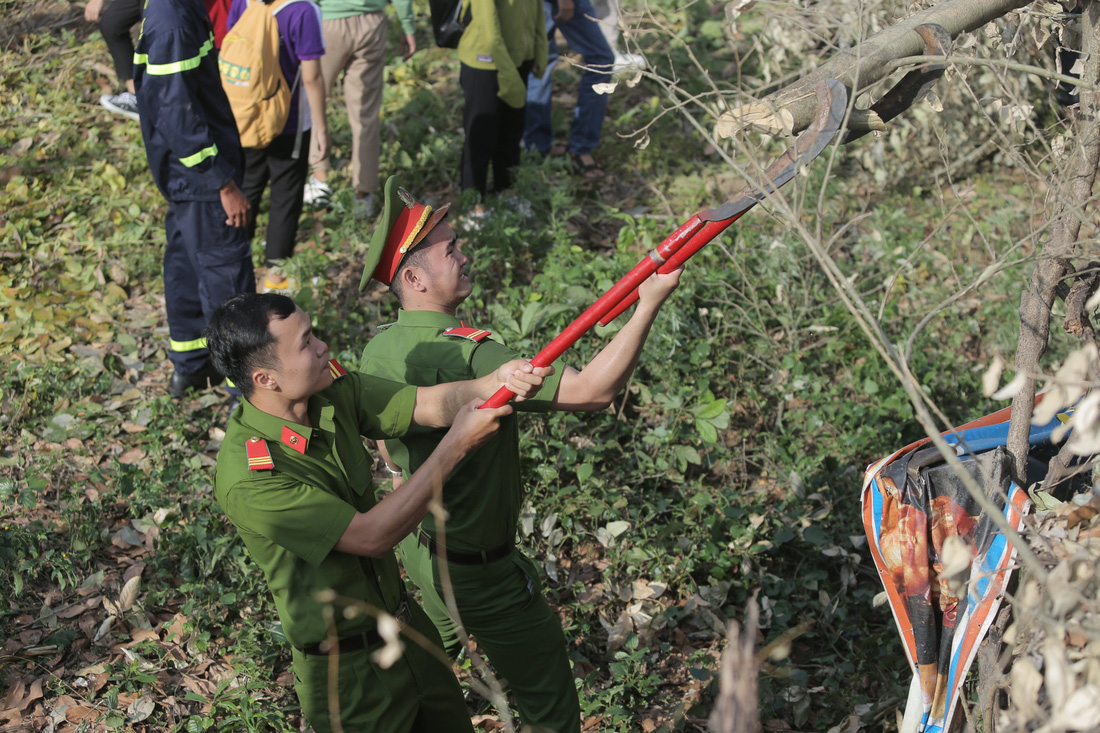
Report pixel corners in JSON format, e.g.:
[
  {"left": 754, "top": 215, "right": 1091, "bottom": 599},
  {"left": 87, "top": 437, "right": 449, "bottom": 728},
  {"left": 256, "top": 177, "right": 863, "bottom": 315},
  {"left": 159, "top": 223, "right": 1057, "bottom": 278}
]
[
  {"left": 480, "top": 216, "right": 704, "bottom": 409},
  {"left": 597, "top": 210, "right": 754, "bottom": 326},
  {"left": 479, "top": 79, "right": 847, "bottom": 410}
]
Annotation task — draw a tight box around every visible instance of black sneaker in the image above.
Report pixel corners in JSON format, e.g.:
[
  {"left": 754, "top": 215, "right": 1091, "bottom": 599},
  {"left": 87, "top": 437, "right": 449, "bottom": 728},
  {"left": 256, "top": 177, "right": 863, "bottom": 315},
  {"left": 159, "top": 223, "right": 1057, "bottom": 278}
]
[
  {"left": 169, "top": 360, "right": 225, "bottom": 398},
  {"left": 100, "top": 92, "right": 140, "bottom": 121}
]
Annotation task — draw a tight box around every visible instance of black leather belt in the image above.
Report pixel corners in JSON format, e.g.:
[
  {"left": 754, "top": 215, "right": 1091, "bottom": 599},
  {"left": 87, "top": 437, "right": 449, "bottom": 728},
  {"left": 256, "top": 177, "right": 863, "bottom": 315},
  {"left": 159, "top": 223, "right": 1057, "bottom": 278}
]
[
  {"left": 298, "top": 601, "right": 410, "bottom": 656},
  {"left": 417, "top": 529, "right": 512, "bottom": 565}
]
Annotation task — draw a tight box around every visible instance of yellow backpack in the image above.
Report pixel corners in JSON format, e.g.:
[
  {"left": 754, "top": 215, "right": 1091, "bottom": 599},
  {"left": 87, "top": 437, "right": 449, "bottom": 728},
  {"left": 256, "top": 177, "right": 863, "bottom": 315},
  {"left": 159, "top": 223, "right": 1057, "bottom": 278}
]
[{"left": 219, "top": 0, "right": 307, "bottom": 149}]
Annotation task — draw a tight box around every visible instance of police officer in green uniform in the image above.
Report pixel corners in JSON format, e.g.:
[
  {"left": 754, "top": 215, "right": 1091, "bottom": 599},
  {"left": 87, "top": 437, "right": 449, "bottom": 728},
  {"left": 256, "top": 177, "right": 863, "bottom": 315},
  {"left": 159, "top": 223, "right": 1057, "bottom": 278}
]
[
  {"left": 205, "top": 291, "right": 551, "bottom": 733},
  {"left": 357, "top": 177, "right": 682, "bottom": 733}
]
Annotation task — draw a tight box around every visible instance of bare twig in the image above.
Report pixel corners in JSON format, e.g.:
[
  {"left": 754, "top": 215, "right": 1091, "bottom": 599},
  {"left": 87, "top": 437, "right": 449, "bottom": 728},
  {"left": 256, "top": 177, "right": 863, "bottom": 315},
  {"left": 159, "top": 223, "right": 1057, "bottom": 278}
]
[
  {"left": 428, "top": 500, "right": 516, "bottom": 732},
  {"left": 884, "top": 53, "right": 1097, "bottom": 91}
]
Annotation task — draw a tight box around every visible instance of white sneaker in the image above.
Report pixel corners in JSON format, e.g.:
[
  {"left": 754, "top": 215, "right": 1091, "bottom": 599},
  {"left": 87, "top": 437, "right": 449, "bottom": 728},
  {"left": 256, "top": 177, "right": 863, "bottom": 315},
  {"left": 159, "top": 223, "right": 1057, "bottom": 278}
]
[
  {"left": 99, "top": 92, "right": 140, "bottom": 121},
  {"left": 302, "top": 175, "right": 332, "bottom": 208},
  {"left": 354, "top": 192, "right": 379, "bottom": 219},
  {"left": 612, "top": 52, "right": 646, "bottom": 73}
]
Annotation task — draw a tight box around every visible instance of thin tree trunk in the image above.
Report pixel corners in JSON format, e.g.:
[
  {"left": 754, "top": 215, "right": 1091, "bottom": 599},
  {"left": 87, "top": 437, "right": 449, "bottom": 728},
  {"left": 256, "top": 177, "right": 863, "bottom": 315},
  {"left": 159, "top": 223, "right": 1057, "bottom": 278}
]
[
  {"left": 708, "top": 599, "right": 760, "bottom": 733},
  {"left": 1007, "top": 0, "right": 1100, "bottom": 481},
  {"left": 720, "top": 0, "right": 1030, "bottom": 137}
]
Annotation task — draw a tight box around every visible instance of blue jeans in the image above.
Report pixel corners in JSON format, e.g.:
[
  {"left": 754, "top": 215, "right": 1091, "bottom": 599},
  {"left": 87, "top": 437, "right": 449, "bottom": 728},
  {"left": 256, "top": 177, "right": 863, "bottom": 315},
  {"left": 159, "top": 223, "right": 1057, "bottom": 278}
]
[{"left": 524, "top": 0, "right": 614, "bottom": 156}]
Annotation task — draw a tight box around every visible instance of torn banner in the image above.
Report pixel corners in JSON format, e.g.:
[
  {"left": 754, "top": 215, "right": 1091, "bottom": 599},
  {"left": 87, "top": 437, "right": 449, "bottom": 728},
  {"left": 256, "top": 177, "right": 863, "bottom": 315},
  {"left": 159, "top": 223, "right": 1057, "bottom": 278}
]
[{"left": 861, "top": 403, "right": 1073, "bottom": 732}]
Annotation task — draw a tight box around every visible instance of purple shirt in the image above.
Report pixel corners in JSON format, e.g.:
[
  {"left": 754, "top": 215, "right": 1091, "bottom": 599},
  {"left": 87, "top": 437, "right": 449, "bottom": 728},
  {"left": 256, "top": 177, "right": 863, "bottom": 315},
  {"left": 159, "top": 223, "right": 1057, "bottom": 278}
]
[{"left": 227, "top": 0, "right": 325, "bottom": 137}]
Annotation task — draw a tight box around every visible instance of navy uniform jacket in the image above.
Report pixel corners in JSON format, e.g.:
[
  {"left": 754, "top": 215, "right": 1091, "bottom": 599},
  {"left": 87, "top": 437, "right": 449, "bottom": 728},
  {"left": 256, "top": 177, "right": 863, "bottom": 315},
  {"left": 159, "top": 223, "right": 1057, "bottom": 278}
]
[{"left": 133, "top": 0, "right": 243, "bottom": 202}]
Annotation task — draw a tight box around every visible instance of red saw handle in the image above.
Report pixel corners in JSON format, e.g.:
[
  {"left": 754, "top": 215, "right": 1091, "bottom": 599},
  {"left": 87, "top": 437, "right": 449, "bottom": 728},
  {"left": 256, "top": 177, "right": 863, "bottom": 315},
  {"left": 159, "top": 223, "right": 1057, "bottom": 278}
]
[{"left": 481, "top": 78, "right": 848, "bottom": 409}]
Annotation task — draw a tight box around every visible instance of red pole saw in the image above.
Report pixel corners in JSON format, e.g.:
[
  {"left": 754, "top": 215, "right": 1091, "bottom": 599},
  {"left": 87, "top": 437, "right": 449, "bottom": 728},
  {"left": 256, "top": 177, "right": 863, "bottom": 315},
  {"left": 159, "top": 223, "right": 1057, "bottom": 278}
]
[{"left": 481, "top": 79, "right": 848, "bottom": 409}]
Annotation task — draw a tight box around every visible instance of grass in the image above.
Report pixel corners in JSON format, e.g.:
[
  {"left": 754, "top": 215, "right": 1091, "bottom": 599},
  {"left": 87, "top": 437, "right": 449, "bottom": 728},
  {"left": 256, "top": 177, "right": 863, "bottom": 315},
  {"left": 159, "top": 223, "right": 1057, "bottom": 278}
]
[{"left": 0, "top": 0, "right": 1073, "bottom": 730}]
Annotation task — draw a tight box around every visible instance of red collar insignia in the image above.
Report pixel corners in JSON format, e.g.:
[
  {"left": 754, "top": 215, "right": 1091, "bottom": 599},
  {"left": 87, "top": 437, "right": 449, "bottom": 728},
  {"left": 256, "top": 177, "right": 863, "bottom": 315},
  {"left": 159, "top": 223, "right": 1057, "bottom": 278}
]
[{"left": 281, "top": 426, "right": 307, "bottom": 454}]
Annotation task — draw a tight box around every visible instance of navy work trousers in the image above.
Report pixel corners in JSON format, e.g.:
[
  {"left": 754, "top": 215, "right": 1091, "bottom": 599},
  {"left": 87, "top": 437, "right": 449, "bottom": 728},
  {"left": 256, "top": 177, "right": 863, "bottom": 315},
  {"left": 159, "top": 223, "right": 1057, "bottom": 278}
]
[{"left": 163, "top": 199, "right": 255, "bottom": 375}]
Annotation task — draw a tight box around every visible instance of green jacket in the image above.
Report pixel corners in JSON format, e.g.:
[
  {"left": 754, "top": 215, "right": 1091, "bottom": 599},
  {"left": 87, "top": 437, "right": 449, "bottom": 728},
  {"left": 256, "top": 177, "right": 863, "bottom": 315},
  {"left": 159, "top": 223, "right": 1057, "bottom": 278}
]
[
  {"left": 457, "top": 0, "right": 547, "bottom": 108},
  {"left": 213, "top": 368, "right": 416, "bottom": 649},
  {"left": 359, "top": 309, "right": 565, "bottom": 551}
]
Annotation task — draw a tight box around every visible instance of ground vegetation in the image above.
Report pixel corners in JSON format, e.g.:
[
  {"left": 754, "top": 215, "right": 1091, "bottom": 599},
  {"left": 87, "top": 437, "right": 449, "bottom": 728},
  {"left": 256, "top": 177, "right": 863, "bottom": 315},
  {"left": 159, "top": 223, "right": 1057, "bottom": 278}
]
[{"left": 1, "top": 0, "right": 1098, "bottom": 731}]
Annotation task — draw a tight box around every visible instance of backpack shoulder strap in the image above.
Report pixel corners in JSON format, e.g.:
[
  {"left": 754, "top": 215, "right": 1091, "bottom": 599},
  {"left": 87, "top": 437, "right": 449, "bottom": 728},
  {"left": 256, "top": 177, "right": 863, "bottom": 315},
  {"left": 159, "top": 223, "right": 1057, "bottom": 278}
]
[{"left": 271, "top": 0, "right": 312, "bottom": 16}]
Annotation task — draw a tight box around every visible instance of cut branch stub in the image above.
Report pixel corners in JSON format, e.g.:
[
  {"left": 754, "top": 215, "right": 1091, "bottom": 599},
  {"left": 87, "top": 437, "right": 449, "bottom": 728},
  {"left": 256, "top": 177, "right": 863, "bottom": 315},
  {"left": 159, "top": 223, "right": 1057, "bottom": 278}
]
[
  {"left": 716, "top": 105, "right": 794, "bottom": 139},
  {"left": 717, "top": 22, "right": 947, "bottom": 143},
  {"left": 841, "top": 23, "right": 951, "bottom": 144}
]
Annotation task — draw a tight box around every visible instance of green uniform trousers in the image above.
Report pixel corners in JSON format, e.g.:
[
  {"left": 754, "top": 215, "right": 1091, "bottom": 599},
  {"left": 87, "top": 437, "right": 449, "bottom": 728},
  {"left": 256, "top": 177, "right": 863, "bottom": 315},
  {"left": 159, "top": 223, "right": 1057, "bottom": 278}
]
[
  {"left": 291, "top": 601, "right": 474, "bottom": 733},
  {"left": 399, "top": 534, "right": 581, "bottom": 733}
]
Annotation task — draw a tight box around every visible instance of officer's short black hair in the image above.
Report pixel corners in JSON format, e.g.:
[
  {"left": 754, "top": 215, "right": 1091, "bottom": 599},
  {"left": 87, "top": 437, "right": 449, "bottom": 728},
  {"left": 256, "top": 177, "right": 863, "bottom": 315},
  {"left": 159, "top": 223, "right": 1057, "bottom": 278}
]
[
  {"left": 389, "top": 245, "right": 431, "bottom": 305},
  {"left": 204, "top": 293, "right": 296, "bottom": 400}
]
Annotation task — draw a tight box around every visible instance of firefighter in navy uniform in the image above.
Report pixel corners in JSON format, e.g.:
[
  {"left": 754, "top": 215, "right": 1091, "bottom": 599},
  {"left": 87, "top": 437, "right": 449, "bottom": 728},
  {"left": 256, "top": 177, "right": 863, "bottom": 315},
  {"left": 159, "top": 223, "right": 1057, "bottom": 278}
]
[{"left": 133, "top": 0, "right": 256, "bottom": 397}]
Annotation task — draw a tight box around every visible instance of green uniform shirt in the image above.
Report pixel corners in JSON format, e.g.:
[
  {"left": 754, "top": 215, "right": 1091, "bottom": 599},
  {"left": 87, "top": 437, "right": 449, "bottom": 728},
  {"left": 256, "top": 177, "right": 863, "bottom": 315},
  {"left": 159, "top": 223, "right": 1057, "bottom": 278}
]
[
  {"left": 359, "top": 309, "right": 565, "bottom": 552},
  {"left": 318, "top": 0, "right": 416, "bottom": 35},
  {"left": 214, "top": 370, "right": 416, "bottom": 650}
]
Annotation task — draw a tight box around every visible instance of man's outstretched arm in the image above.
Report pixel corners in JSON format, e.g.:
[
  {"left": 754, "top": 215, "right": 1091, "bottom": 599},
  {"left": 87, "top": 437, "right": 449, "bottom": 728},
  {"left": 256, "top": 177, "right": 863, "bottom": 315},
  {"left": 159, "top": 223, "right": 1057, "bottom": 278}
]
[
  {"left": 333, "top": 400, "right": 511, "bottom": 557},
  {"left": 411, "top": 360, "right": 555, "bottom": 428},
  {"left": 551, "top": 268, "right": 682, "bottom": 411}
]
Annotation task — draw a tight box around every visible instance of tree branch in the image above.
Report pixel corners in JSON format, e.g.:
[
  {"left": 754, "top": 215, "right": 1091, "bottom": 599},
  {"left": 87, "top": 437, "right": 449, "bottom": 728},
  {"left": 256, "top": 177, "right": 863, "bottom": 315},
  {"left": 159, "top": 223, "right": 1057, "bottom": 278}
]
[
  {"left": 1007, "top": 1, "right": 1100, "bottom": 480},
  {"left": 719, "top": 0, "right": 1032, "bottom": 137}
]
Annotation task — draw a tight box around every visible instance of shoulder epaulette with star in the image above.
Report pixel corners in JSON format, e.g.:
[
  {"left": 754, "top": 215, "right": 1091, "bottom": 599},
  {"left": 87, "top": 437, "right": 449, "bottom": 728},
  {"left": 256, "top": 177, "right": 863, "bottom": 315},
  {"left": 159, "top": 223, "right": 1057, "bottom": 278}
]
[
  {"left": 328, "top": 358, "right": 348, "bottom": 380},
  {"left": 246, "top": 437, "right": 274, "bottom": 471},
  {"left": 442, "top": 326, "right": 492, "bottom": 342}
]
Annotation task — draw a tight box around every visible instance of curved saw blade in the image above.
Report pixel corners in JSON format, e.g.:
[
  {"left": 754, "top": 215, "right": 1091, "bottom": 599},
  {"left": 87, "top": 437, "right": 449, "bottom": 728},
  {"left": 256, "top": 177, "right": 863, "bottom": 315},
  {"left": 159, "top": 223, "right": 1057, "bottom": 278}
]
[{"left": 700, "top": 77, "right": 848, "bottom": 223}]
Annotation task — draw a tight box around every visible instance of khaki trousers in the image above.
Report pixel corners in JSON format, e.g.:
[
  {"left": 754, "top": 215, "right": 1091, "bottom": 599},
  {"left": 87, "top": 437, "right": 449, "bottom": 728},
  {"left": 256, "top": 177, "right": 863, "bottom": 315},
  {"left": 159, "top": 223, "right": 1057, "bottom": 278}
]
[{"left": 316, "top": 12, "right": 386, "bottom": 197}]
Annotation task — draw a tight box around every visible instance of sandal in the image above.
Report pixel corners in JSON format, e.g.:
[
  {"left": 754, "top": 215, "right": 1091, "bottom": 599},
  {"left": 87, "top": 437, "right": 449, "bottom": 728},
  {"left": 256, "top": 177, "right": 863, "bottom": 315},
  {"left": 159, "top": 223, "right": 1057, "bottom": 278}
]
[
  {"left": 570, "top": 152, "right": 605, "bottom": 180},
  {"left": 548, "top": 143, "right": 568, "bottom": 156}
]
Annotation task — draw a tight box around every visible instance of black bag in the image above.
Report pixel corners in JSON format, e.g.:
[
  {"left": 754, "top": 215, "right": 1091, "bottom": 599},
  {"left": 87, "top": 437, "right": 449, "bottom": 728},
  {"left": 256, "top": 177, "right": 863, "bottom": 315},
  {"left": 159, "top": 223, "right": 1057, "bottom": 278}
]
[{"left": 429, "top": 0, "right": 469, "bottom": 48}]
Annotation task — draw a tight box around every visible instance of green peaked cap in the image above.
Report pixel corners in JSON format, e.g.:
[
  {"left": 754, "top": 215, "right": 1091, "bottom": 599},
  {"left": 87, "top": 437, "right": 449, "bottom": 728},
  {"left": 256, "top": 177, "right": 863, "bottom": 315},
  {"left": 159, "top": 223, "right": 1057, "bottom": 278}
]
[{"left": 358, "top": 176, "right": 450, "bottom": 291}]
